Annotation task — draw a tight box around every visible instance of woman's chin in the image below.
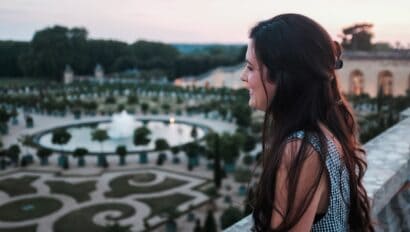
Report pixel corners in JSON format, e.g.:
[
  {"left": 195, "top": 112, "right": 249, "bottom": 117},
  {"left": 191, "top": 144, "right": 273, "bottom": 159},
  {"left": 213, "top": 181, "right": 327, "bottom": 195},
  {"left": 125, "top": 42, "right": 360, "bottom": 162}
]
[
  {"left": 248, "top": 100, "right": 258, "bottom": 110},
  {"left": 249, "top": 100, "right": 265, "bottom": 112}
]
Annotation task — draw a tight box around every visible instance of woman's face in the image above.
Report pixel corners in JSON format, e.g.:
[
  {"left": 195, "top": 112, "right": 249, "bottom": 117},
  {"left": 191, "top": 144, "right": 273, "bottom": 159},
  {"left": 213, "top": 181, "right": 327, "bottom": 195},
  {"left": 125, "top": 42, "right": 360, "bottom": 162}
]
[{"left": 241, "top": 40, "right": 276, "bottom": 111}]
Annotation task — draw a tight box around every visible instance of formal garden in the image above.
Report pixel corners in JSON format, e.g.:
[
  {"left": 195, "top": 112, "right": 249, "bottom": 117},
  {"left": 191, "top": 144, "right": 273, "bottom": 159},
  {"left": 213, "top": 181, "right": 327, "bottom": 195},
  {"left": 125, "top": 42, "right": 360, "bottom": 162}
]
[{"left": 0, "top": 80, "right": 263, "bottom": 232}]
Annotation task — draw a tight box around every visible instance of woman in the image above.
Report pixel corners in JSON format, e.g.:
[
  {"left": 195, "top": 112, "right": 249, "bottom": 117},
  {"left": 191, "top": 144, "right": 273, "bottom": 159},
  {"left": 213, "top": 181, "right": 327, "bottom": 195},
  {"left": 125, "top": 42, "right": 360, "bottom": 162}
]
[{"left": 240, "top": 14, "right": 374, "bottom": 231}]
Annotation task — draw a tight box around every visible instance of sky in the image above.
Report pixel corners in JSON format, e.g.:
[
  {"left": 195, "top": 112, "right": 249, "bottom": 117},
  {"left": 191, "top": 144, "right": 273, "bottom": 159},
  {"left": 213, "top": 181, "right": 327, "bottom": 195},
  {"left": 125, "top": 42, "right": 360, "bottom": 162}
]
[{"left": 1, "top": 0, "right": 410, "bottom": 46}]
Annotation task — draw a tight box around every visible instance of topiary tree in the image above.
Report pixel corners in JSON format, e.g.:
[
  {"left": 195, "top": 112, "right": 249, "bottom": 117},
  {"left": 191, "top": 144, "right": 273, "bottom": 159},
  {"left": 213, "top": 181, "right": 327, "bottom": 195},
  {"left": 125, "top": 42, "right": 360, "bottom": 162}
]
[
  {"left": 183, "top": 142, "right": 200, "bottom": 169},
  {"left": 220, "top": 133, "right": 241, "bottom": 173},
  {"left": 193, "top": 218, "right": 202, "bottom": 232},
  {"left": 0, "top": 107, "right": 11, "bottom": 135},
  {"left": 243, "top": 187, "right": 254, "bottom": 216},
  {"left": 18, "top": 134, "right": 33, "bottom": 157},
  {"left": 171, "top": 146, "right": 180, "bottom": 164},
  {"left": 0, "top": 149, "right": 6, "bottom": 170},
  {"left": 156, "top": 152, "right": 167, "bottom": 166},
  {"left": 127, "top": 94, "right": 139, "bottom": 105},
  {"left": 133, "top": 126, "right": 151, "bottom": 145},
  {"left": 91, "top": 129, "right": 109, "bottom": 167},
  {"left": 203, "top": 209, "right": 217, "bottom": 232},
  {"left": 220, "top": 206, "right": 243, "bottom": 230},
  {"left": 242, "top": 154, "right": 253, "bottom": 166},
  {"left": 7, "top": 144, "right": 21, "bottom": 167},
  {"left": 116, "top": 145, "right": 127, "bottom": 166},
  {"left": 190, "top": 126, "right": 198, "bottom": 140},
  {"left": 205, "top": 132, "right": 222, "bottom": 189},
  {"left": 73, "top": 147, "right": 88, "bottom": 167},
  {"left": 155, "top": 138, "right": 169, "bottom": 151},
  {"left": 243, "top": 134, "right": 257, "bottom": 152},
  {"left": 36, "top": 147, "right": 52, "bottom": 166},
  {"left": 140, "top": 102, "right": 149, "bottom": 114},
  {"left": 51, "top": 128, "right": 72, "bottom": 169},
  {"left": 10, "top": 107, "right": 18, "bottom": 125},
  {"left": 25, "top": 115, "right": 34, "bottom": 128}
]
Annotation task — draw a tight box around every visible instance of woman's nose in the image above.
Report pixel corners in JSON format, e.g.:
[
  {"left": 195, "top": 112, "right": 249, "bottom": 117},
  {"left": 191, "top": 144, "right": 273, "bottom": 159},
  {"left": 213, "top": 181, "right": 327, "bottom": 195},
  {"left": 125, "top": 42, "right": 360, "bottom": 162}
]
[{"left": 240, "top": 69, "right": 247, "bottom": 82}]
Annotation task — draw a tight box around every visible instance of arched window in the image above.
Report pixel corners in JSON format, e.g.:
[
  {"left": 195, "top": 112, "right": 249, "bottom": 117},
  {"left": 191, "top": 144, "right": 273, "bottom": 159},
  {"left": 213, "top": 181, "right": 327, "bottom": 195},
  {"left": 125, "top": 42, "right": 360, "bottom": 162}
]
[
  {"left": 408, "top": 74, "right": 410, "bottom": 92},
  {"left": 349, "top": 70, "right": 364, "bottom": 96},
  {"left": 377, "top": 70, "right": 394, "bottom": 96}
]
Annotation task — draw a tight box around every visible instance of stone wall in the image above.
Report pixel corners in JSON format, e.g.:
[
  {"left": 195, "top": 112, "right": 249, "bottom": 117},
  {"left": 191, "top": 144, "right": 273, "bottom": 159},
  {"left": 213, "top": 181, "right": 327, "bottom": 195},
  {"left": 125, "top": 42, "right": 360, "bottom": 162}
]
[{"left": 337, "top": 58, "right": 410, "bottom": 97}]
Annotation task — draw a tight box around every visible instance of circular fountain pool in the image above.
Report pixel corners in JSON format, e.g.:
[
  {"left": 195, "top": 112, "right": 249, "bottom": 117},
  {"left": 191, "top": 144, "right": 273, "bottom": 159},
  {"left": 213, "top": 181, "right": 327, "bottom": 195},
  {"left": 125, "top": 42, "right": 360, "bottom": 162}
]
[{"left": 35, "top": 112, "right": 207, "bottom": 154}]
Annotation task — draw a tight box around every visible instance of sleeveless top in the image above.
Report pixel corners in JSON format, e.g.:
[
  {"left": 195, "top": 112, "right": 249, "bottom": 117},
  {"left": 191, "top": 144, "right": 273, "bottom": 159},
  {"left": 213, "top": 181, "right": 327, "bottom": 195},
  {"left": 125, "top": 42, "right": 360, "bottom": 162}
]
[{"left": 287, "top": 130, "right": 350, "bottom": 232}]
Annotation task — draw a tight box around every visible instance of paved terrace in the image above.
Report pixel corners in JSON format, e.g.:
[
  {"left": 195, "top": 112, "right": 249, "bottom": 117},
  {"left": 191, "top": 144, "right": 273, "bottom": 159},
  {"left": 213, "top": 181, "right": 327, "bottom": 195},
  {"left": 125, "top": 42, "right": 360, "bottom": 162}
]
[{"left": 226, "top": 108, "right": 410, "bottom": 232}]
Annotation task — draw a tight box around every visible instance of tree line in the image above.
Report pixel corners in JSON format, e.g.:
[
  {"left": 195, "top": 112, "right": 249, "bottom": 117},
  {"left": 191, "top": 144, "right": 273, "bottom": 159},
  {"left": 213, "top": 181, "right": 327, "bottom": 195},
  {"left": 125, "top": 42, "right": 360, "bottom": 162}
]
[{"left": 0, "top": 25, "right": 245, "bottom": 81}]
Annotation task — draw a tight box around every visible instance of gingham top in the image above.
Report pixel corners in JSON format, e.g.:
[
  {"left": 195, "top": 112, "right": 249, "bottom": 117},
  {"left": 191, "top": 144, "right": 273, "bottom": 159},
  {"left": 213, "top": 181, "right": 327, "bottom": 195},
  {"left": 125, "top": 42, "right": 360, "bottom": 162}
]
[{"left": 288, "top": 130, "right": 350, "bottom": 232}]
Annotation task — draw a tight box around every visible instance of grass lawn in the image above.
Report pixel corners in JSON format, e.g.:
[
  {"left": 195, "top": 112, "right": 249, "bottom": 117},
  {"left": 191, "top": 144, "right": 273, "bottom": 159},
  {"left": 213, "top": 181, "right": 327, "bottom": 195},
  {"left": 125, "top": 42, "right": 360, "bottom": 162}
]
[
  {"left": 105, "top": 176, "right": 187, "bottom": 198},
  {"left": 0, "top": 225, "right": 37, "bottom": 232},
  {"left": 45, "top": 180, "right": 96, "bottom": 203},
  {"left": 234, "top": 168, "right": 252, "bottom": 183},
  {"left": 131, "top": 172, "right": 156, "bottom": 182},
  {"left": 0, "top": 197, "right": 62, "bottom": 221},
  {"left": 192, "top": 181, "right": 218, "bottom": 197},
  {"left": 0, "top": 175, "right": 39, "bottom": 197},
  {"left": 53, "top": 203, "right": 135, "bottom": 232},
  {"left": 138, "top": 193, "right": 194, "bottom": 217}
]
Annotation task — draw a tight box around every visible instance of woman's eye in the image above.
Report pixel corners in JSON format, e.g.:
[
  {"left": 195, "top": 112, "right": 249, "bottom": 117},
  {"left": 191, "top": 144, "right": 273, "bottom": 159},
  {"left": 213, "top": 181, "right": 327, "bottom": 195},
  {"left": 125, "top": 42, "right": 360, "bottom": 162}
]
[{"left": 246, "top": 65, "right": 253, "bottom": 71}]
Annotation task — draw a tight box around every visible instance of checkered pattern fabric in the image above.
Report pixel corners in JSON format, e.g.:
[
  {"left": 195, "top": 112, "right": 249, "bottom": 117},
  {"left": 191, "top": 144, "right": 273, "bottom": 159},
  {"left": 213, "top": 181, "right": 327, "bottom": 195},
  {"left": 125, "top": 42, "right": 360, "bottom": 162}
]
[{"left": 288, "top": 131, "right": 350, "bottom": 232}]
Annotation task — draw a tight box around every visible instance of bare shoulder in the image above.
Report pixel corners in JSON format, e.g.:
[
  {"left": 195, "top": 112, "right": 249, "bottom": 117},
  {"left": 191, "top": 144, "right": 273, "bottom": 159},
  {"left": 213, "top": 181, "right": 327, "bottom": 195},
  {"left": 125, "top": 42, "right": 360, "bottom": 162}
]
[{"left": 281, "top": 138, "right": 322, "bottom": 170}]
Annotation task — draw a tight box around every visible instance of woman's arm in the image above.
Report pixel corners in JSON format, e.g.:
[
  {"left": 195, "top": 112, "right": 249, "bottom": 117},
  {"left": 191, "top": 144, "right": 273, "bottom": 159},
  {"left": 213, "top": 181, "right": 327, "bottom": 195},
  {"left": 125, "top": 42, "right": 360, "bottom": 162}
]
[{"left": 271, "top": 140, "right": 329, "bottom": 231}]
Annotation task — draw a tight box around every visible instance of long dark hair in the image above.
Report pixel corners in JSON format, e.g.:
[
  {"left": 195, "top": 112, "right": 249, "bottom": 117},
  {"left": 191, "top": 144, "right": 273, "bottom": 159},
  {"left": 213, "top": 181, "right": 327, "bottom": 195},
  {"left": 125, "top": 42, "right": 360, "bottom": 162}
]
[{"left": 249, "top": 14, "right": 374, "bottom": 231}]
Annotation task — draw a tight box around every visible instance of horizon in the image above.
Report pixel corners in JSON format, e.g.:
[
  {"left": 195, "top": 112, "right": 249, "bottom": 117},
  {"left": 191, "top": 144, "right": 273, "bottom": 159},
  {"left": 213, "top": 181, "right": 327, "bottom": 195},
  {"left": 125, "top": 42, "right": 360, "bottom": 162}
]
[{"left": 1, "top": 0, "right": 410, "bottom": 46}]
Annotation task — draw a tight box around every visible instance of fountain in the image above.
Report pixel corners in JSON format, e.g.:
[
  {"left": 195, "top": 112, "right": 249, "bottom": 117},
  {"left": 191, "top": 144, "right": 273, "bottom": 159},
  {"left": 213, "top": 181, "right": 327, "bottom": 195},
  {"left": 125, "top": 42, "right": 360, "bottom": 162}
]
[
  {"left": 99, "top": 110, "right": 136, "bottom": 139},
  {"left": 36, "top": 112, "right": 207, "bottom": 154}
]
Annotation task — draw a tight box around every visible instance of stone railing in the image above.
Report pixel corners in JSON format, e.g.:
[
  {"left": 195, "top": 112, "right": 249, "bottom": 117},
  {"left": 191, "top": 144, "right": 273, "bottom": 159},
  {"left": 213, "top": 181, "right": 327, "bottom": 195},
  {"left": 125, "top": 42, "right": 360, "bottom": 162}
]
[{"left": 225, "top": 108, "right": 410, "bottom": 231}]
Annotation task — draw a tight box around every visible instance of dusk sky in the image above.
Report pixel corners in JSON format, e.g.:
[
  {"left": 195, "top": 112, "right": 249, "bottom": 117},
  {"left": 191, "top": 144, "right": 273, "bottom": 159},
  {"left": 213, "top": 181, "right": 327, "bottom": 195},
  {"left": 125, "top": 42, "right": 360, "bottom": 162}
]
[{"left": 1, "top": 0, "right": 410, "bottom": 46}]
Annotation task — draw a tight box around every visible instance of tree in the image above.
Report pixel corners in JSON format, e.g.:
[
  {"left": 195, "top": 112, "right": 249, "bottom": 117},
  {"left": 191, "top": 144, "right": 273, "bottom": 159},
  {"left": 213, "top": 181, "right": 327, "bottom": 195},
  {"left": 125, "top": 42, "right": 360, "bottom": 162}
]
[
  {"left": 341, "top": 23, "right": 373, "bottom": 51},
  {"left": 190, "top": 126, "right": 198, "bottom": 140},
  {"left": 36, "top": 147, "right": 52, "bottom": 165},
  {"left": 242, "top": 154, "right": 253, "bottom": 166},
  {"left": 193, "top": 218, "right": 202, "bottom": 232},
  {"left": 232, "top": 103, "right": 251, "bottom": 128},
  {"left": 182, "top": 142, "right": 200, "bottom": 169},
  {"left": 10, "top": 108, "right": 18, "bottom": 125},
  {"left": 0, "top": 41, "right": 28, "bottom": 77},
  {"left": 127, "top": 94, "right": 138, "bottom": 105},
  {"left": 25, "top": 115, "right": 34, "bottom": 128},
  {"left": 91, "top": 129, "right": 109, "bottom": 167},
  {"left": 155, "top": 138, "right": 169, "bottom": 151},
  {"left": 73, "top": 147, "right": 88, "bottom": 167},
  {"left": 203, "top": 209, "right": 217, "bottom": 232},
  {"left": 133, "top": 126, "right": 151, "bottom": 145},
  {"left": 18, "top": 135, "right": 33, "bottom": 156},
  {"left": 7, "top": 144, "right": 21, "bottom": 166},
  {"left": 156, "top": 153, "right": 167, "bottom": 166},
  {"left": 220, "top": 133, "right": 241, "bottom": 165},
  {"left": 243, "top": 134, "right": 257, "bottom": 152},
  {"left": 205, "top": 133, "right": 222, "bottom": 189},
  {"left": 243, "top": 187, "right": 254, "bottom": 216},
  {"left": 0, "top": 149, "right": 6, "bottom": 170},
  {"left": 220, "top": 206, "right": 243, "bottom": 230},
  {"left": 116, "top": 145, "right": 127, "bottom": 166},
  {"left": 19, "top": 25, "right": 90, "bottom": 81},
  {"left": 51, "top": 128, "right": 72, "bottom": 169},
  {"left": 140, "top": 102, "right": 149, "bottom": 114},
  {"left": 0, "top": 107, "right": 10, "bottom": 135}
]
